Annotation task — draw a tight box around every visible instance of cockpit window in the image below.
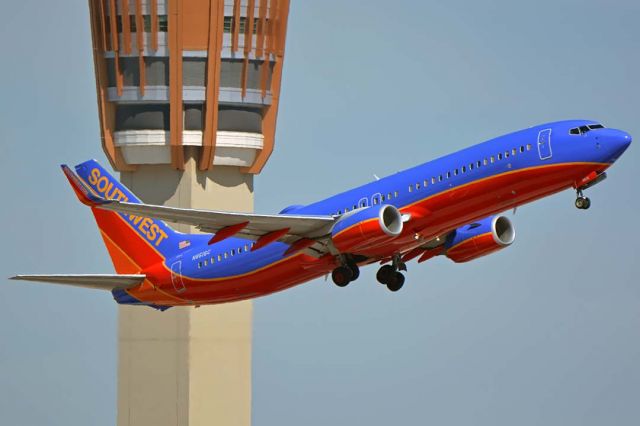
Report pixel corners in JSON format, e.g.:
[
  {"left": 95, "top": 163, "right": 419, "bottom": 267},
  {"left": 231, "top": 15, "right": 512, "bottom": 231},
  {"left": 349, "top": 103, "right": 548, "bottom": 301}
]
[{"left": 569, "top": 123, "right": 605, "bottom": 135}]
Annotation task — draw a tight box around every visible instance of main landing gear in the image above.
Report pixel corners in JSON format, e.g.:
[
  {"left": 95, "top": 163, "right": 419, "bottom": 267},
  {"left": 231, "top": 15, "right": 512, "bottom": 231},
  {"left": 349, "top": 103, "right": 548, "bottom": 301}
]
[
  {"left": 575, "top": 189, "right": 591, "bottom": 210},
  {"left": 331, "top": 260, "right": 360, "bottom": 287},
  {"left": 376, "top": 255, "right": 406, "bottom": 292}
]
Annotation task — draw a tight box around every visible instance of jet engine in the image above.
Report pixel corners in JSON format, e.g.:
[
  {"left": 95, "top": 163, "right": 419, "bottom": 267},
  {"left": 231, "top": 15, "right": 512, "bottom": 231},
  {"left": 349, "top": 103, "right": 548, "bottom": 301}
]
[
  {"left": 444, "top": 215, "right": 515, "bottom": 263},
  {"left": 331, "top": 204, "right": 403, "bottom": 254}
]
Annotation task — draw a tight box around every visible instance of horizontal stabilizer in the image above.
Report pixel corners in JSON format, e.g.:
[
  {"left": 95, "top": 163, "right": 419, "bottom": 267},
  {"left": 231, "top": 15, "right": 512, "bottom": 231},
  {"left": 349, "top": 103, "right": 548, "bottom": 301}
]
[{"left": 9, "top": 274, "right": 145, "bottom": 291}]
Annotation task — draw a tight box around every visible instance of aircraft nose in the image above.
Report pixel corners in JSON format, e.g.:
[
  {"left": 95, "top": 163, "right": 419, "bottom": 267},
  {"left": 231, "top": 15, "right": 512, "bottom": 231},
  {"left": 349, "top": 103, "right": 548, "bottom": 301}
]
[
  {"left": 611, "top": 130, "right": 632, "bottom": 154},
  {"left": 599, "top": 129, "right": 632, "bottom": 161}
]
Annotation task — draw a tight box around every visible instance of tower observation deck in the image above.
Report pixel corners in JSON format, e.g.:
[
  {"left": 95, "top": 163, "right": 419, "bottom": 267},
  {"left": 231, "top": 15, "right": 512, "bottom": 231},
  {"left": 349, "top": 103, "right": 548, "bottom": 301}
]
[
  {"left": 86, "top": 1, "right": 290, "bottom": 425},
  {"left": 88, "top": 0, "right": 289, "bottom": 173}
]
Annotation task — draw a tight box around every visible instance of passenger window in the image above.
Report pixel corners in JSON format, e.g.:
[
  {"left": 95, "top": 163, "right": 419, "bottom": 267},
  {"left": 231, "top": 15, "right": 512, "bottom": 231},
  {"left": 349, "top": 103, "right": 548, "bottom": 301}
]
[
  {"left": 483, "top": 159, "right": 488, "bottom": 165},
  {"left": 203, "top": 260, "right": 208, "bottom": 266},
  {"left": 408, "top": 185, "right": 413, "bottom": 193},
  {"left": 520, "top": 146, "right": 524, "bottom": 153},
  {"left": 224, "top": 252, "right": 228, "bottom": 259},
  {"left": 526, "top": 144, "right": 531, "bottom": 151},
  {"left": 438, "top": 175, "right": 443, "bottom": 182},
  {"left": 431, "top": 177, "right": 436, "bottom": 184},
  {"left": 210, "top": 257, "right": 215, "bottom": 264},
  {"left": 380, "top": 195, "right": 385, "bottom": 202},
  {"left": 490, "top": 156, "right": 495, "bottom": 163},
  {"left": 238, "top": 247, "right": 243, "bottom": 254},
  {"left": 446, "top": 171, "right": 451, "bottom": 179},
  {"left": 424, "top": 179, "right": 428, "bottom": 187},
  {"left": 469, "top": 163, "right": 473, "bottom": 170},
  {"left": 353, "top": 205, "right": 357, "bottom": 210},
  {"left": 218, "top": 254, "right": 222, "bottom": 261},
  {"left": 387, "top": 193, "right": 392, "bottom": 200},
  {"left": 394, "top": 191, "right": 398, "bottom": 197},
  {"left": 505, "top": 151, "right": 509, "bottom": 158},
  {"left": 416, "top": 182, "right": 420, "bottom": 190},
  {"left": 454, "top": 169, "right": 458, "bottom": 176},
  {"left": 373, "top": 198, "right": 379, "bottom": 205},
  {"left": 462, "top": 165, "right": 467, "bottom": 173},
  {"left": 498, "top": 153, "right": 503, "bottom": 160},
  {"left": 198, "top": 262, "right": 202, "bottom": 268},
  {"left": 512, "top": 148, "right": 517, "bottom": 155}
]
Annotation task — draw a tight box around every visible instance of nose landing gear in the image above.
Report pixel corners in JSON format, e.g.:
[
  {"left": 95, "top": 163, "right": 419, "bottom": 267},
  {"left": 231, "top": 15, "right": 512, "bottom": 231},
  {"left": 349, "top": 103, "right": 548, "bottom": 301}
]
[{"left": 575, "top": 189, "right": 591, "bottom": 210}]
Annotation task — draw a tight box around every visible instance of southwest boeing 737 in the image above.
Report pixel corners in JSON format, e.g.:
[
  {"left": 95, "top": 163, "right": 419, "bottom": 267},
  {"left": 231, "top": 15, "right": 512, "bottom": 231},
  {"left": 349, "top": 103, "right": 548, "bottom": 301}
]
[{"left": 11, "top": 120, "right": 631, "bottom": 310}]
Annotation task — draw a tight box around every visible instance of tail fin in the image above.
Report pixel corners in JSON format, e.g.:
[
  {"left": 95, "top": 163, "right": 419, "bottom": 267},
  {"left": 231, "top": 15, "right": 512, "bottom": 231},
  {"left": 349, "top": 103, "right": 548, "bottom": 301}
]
[{"left": 67, "top": 160, "right": 197, "bottom": 274}]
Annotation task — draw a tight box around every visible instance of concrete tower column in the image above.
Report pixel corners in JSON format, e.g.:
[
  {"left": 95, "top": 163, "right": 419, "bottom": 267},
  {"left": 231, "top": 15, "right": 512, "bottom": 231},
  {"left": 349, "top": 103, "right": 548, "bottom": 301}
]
[
  {"left": 85, "top": 0, "right": 290, "bottom": 424},
  {"left": 117, "top": 149, "right": 254, "bottom": 426}
]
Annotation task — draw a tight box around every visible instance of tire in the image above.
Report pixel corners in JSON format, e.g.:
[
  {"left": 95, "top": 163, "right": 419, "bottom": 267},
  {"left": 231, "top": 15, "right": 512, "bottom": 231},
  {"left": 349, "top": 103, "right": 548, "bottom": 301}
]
[
  {"left": 332, "top": 266, "right": 353, "bottom": 287},
  {"left": 348, "top": 263, "right": 360, "bottom": 281},
  {"left": 376, "top": 265, "right": 395, "bottom": 284},
  {"left": 387, "top": 273, "right": 405, "bottom": 292},
  {"left": 583, "top": 197, "right": 591, "bottom": 209},
  {"left": 575, "top": 197, "right": 586, "bottom": 209}
]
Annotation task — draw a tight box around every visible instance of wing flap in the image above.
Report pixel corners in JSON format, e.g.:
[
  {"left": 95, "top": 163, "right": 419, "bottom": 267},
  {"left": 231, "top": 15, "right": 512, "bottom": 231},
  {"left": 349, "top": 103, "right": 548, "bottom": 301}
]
[{"left": 10, "top": 274, "right": 146, "bottom": 291}]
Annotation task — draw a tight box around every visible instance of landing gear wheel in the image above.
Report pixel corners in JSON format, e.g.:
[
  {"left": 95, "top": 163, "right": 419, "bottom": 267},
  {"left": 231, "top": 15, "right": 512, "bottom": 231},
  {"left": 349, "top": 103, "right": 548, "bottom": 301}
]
[
  {"left": 376, "top": 265, "right": 395, "bottom": 285},
  {"left": 387, "top": 272, "right": 405, "bottom": 292},
  {"left": 348, "top": 263, "right": 360, "bottom": 281},
  {"left": 575, "top": 196, "right": 591, "bottom": 210},
  {"left": 332, "top": 266, "right": 353, "bottom": 287}
]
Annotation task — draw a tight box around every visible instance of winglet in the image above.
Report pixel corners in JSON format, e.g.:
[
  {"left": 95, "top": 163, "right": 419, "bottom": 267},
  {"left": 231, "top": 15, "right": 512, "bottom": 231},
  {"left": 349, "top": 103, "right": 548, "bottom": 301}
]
[{"left": 61, "top": 164, "right": 108, "bottom": 207}]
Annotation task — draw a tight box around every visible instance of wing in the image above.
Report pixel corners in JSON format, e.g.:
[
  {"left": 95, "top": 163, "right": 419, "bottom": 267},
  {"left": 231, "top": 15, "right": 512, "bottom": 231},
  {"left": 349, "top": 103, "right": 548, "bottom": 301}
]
[
  {"left": 62, "top": 164, "right": 336, "bottom": 254},
  {"left": 10, "top": 274, "right": 146, "bottom": 291},
  {"left": 97, "top": 201, "right": 335, "bottom": 240}
]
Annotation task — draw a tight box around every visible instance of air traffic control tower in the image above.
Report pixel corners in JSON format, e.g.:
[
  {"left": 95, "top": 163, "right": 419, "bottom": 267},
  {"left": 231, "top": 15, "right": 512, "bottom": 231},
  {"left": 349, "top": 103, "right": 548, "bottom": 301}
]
[{"left": 86, "top": 1, "right": 290, "bottom": 424}]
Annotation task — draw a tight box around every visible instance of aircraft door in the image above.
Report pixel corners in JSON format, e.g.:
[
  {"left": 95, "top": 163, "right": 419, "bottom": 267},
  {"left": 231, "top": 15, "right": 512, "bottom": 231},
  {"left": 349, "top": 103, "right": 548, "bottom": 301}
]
[
  {"left": 537, "top": 129, "right": 552, "bottom": 160},
  {"left": 170, "top": 260, "right": 186, "bottom": 292}
]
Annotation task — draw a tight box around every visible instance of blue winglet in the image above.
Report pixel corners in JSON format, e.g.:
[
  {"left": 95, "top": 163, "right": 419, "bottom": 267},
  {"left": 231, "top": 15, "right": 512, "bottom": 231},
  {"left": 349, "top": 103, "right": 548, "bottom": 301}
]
[{"left": 61, "top": 164, "right": 109, "bottom": 207}]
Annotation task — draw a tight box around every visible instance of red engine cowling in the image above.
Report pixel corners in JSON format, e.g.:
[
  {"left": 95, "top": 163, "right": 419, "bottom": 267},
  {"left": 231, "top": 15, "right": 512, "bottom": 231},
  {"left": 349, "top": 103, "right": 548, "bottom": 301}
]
[
  {"left": 444, "top": 215, "right": 515, "bottom": 263},
  {"left": 331, "top": 205, "right": 403, "bottom": 254}
]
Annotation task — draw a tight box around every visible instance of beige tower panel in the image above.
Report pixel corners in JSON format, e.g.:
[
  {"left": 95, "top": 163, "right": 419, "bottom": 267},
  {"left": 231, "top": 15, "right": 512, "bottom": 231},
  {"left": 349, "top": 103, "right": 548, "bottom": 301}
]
[{"left": 117, "top": 151, "right": 253, "bottom": 426}]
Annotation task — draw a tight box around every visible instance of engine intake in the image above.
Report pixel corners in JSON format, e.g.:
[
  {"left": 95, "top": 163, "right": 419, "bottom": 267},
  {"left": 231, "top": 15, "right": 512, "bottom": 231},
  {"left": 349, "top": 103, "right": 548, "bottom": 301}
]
[
  {"left": 444, "top": 215, "right": 515, "bottom": 263},
  {"left": 331, "top": 205, "right": 403, "bottom": 254}
]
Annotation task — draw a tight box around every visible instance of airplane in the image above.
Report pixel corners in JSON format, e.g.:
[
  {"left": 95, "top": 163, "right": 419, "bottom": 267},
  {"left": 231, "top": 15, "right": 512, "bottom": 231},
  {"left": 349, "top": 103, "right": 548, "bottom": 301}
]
[{"left": 11, "top": 120, "right": 631, "bottom": 310}]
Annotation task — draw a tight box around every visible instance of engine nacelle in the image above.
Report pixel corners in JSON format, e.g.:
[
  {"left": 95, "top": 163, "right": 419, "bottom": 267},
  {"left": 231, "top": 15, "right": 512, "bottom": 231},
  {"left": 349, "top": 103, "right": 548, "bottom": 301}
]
[
  {"left": 444, "top": 215, "right": 515, "bottom": 263},
  {"left": 331, "top": 205, "right": 403, "bottom": 254}
]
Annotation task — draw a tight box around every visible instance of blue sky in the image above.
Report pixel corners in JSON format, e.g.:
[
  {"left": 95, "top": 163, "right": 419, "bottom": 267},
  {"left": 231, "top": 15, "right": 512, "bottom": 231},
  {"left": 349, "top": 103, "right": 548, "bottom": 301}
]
[{"left": 1, "top": 1, "right": 639, "bottom": 425}]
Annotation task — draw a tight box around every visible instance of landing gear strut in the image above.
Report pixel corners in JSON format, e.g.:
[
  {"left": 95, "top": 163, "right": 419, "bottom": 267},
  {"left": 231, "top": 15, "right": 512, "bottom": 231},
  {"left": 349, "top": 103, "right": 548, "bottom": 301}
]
[
  {"left": 575, "top": 189, "right": 591, "bottom": 210},
  {"left": 376, "top": 255, "right": 406, "bottom": 292}
]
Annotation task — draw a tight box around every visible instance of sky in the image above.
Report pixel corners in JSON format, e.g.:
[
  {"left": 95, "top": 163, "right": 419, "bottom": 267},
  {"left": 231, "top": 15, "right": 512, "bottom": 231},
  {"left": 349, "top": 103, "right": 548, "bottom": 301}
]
[{"left": 1, "top": 0, "right": 639, "bottom": 425}]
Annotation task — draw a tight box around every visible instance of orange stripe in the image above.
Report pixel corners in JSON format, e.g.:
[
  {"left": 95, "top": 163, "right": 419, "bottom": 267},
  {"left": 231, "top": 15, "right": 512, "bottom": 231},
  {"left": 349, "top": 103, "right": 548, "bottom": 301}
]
[{"left": 401, "top": 161, "right": 608, "bottom": 212}]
